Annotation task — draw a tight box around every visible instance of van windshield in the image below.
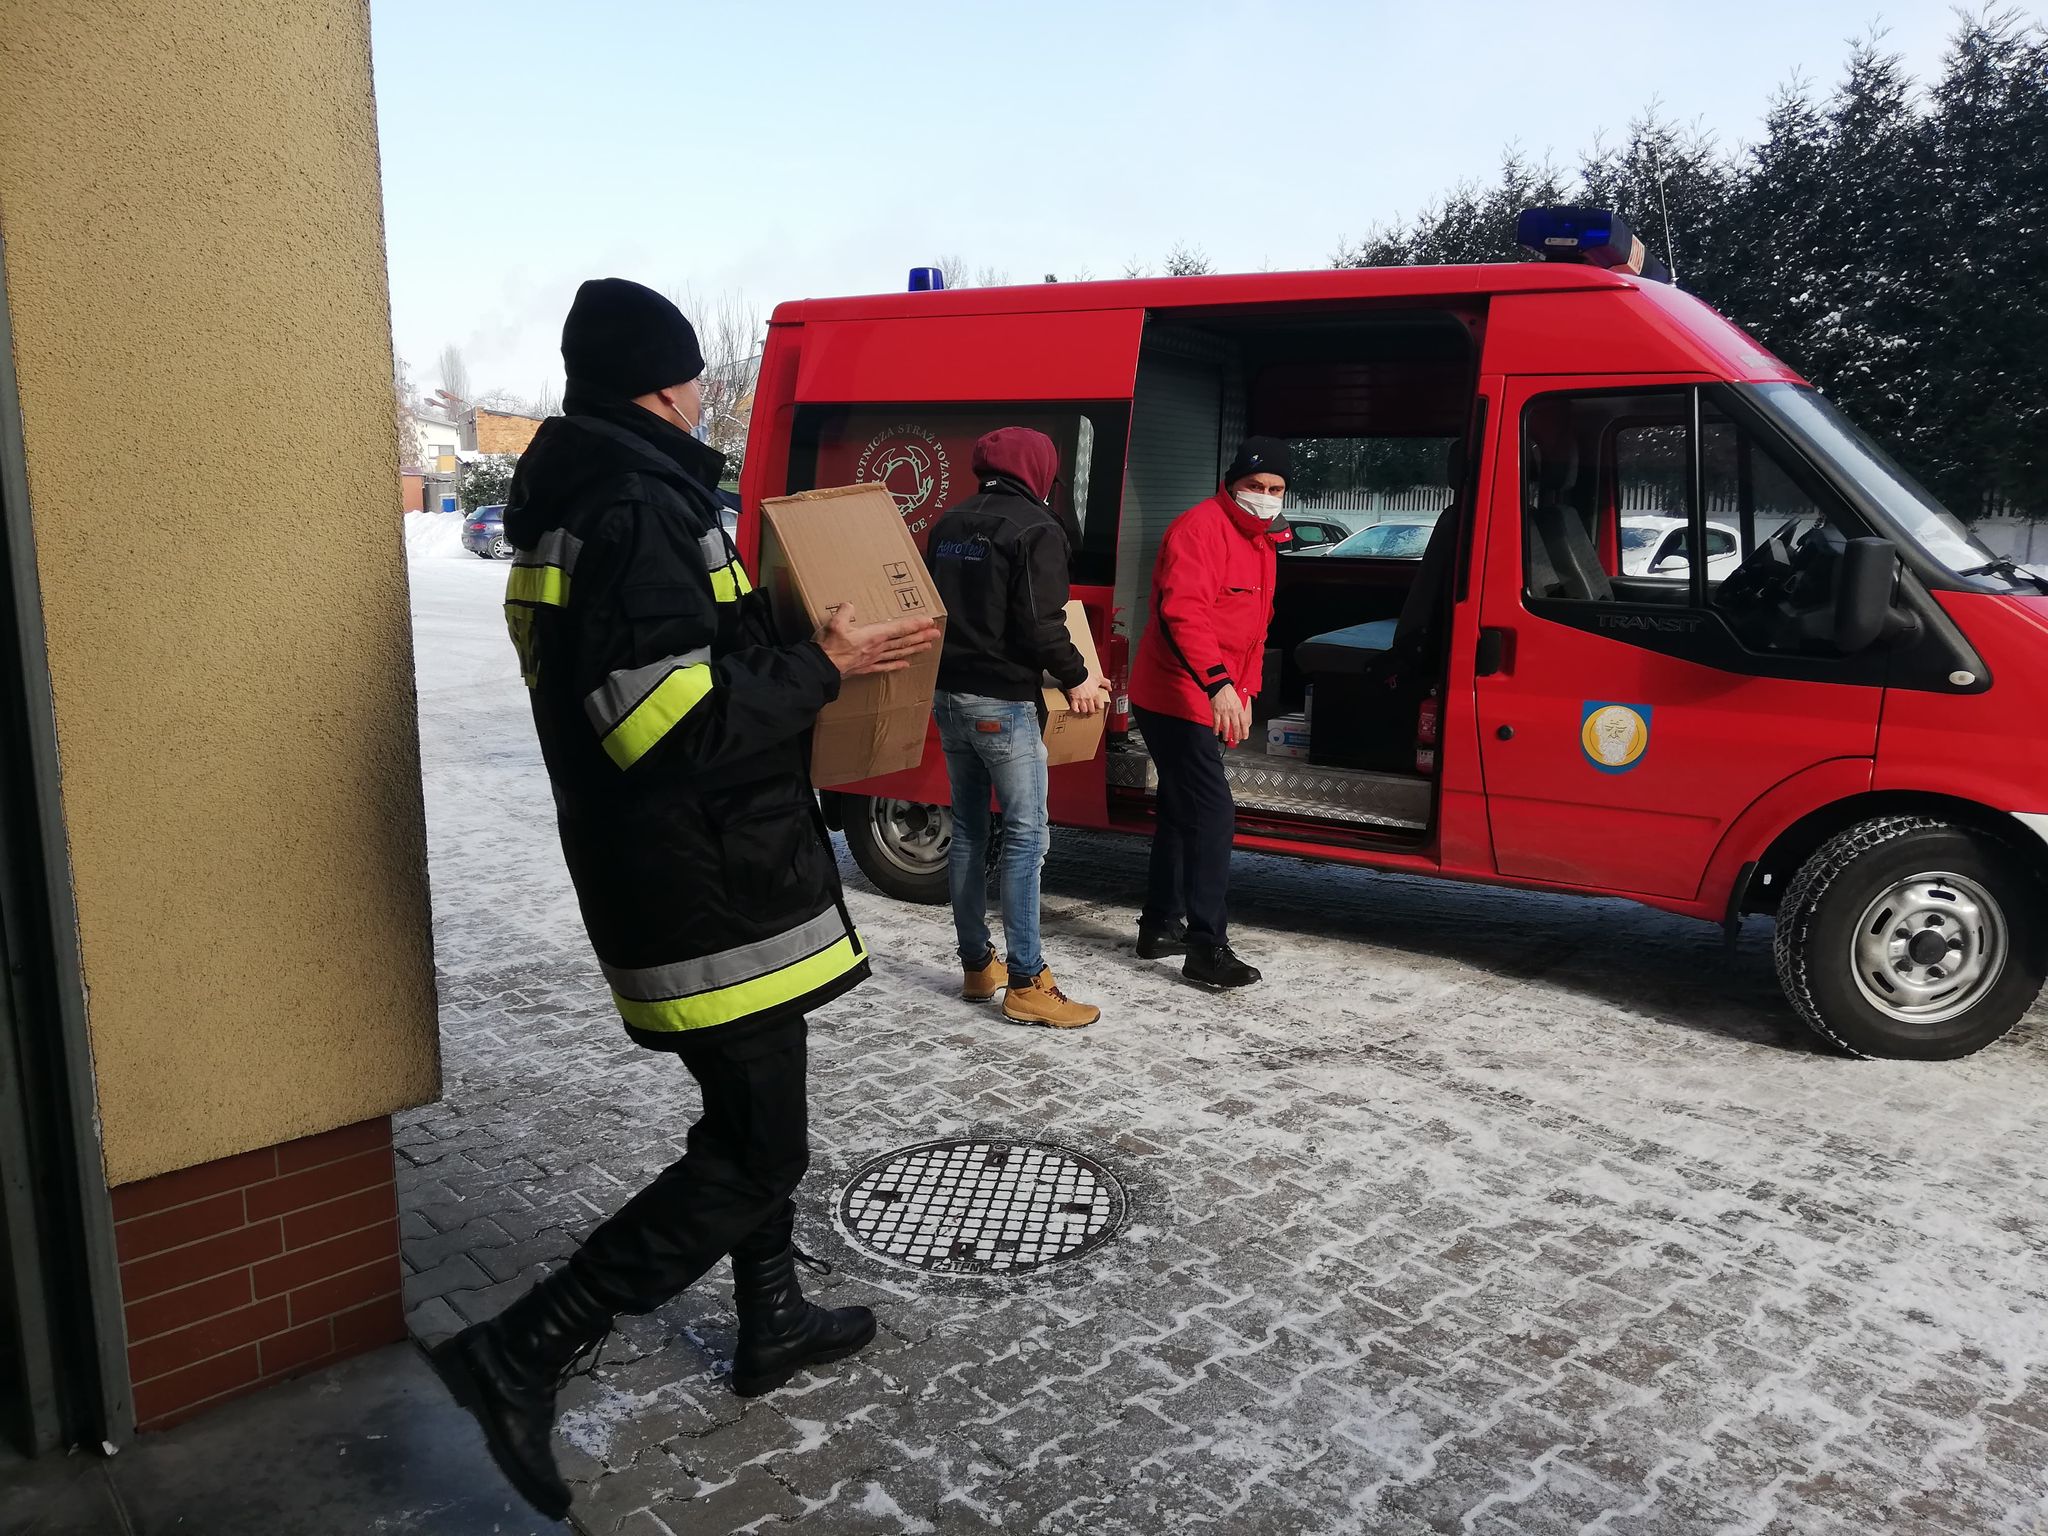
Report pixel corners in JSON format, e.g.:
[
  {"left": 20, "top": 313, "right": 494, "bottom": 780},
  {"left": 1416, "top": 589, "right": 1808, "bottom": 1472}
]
[{"left": 1749, "top": 384, "right": 2037, "bottom": 593}]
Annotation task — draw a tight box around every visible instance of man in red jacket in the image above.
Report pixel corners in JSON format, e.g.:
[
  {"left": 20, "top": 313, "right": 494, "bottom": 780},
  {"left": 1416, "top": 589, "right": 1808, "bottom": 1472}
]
[{"left": 1128, "top": 437, "right": 1293, "bottom": 988}]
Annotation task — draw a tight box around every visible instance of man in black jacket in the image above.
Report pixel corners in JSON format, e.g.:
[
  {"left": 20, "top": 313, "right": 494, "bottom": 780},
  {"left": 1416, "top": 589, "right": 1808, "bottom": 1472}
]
[
  {"left": 434, "top": 279, "right": 935, "bottom": 1519},
  {"left": 925, "top": 428, "right": 1105, "bottom": 1029}
]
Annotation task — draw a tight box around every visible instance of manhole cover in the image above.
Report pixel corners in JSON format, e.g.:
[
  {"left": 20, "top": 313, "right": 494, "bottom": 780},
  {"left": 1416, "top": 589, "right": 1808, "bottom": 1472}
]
[{"left": 839, "top": 1139, "right": 1124, "bottom": 1274}]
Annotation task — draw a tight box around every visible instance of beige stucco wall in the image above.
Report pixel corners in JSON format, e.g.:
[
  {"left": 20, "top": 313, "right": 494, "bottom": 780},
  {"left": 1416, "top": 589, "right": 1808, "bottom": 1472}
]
[{"left": 0, "top": 1, "right": 440, "bottom": 1184}]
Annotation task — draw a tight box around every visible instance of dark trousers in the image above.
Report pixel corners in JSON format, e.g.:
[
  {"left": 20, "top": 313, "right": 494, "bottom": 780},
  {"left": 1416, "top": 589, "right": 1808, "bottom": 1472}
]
[
  {"left": 568, "top": 1014, "right": 809, "bottom": 1314},
  {"left": 1134, "top": 704, "right": 1235, "bottom": 948}
]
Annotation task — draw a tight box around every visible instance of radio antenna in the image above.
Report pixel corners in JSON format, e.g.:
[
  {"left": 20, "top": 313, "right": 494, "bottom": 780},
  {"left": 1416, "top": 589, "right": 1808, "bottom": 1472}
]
[{"left": 1651, "top": 142, "right": 1681, "bottom": 285}]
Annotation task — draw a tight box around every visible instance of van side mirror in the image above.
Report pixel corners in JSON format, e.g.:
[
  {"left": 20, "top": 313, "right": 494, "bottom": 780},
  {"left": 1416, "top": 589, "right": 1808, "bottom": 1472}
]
[{"left": 1831, "top": 537, "right": 1898, "bottom": 654}]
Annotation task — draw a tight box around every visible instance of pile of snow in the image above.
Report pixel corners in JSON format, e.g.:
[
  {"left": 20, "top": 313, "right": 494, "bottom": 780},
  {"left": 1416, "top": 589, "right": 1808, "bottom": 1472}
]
[{"left": 405, "top": 511, "right": 470, "bottom": 560}]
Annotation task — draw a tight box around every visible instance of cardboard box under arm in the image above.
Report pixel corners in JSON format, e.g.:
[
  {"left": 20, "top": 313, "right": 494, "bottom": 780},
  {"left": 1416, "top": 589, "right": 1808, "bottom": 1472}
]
[{"left": 758, "top": 484, "right": 948, "bottom": 788}]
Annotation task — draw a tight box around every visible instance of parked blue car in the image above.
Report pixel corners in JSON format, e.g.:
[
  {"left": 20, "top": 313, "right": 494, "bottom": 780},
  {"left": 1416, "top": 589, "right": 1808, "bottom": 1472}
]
[{"left": 461, "top": 504, "right": 511, "bottom": 559}]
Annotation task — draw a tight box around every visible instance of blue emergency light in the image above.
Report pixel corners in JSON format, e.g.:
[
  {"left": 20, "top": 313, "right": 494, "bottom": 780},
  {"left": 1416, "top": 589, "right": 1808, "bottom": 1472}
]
[
  {"left": 1516, "top": 207, "right": 1645, "bottom": 273},
  {"left": 908, "top": 266, "right": 946, "bottom": 292}
]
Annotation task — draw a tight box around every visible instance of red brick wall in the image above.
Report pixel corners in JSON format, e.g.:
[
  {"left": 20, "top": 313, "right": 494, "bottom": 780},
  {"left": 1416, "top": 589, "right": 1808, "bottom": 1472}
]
[{"left": 111, "top": 1116, "right": 403, "bottom": 1430}]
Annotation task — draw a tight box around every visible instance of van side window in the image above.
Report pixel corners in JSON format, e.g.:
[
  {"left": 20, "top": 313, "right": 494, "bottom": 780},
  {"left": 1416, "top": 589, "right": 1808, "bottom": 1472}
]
[
  {"left": 1699, "top": 400, "right": 1836, "bottom": 592},
  {"left": 1523, "top": 387, "right": 1874, "bottom": 662},
  {"left": 1522, "top": 391, "right": 1689, "bottom": 602},
  {"left": 785, "top": 402, "right": 1127, "bottom": 587}
]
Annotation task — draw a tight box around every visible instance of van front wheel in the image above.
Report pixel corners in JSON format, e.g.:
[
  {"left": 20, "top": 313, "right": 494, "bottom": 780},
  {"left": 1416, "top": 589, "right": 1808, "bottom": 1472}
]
[
  {"left": 843, "top": 796, "right": 953, "bottom": 905},
  {"left": 1774, "top": 815, "right": 2047, "bottom": 1059}
]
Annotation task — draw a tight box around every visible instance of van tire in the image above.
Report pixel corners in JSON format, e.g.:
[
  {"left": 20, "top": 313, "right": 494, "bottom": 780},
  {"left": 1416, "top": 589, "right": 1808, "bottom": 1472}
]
[
  {"left": 842, "top": 796, "right": 952, "bottom": 906},
  {"left": 1773, "top": 815, "right": 2046, "bottom": 1060}
]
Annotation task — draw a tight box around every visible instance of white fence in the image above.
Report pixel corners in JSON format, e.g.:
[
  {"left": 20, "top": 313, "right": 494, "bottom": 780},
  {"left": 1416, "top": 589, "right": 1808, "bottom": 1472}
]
[
  {"left": 1285, "top": 488, "right": 1454, "bottom": 518},
  {"left": 1974, "top": 518, "right": 2048, "bottom": 564},
  {"left": 1289, "top": 485, "right": 1782, "bottom": 521}
]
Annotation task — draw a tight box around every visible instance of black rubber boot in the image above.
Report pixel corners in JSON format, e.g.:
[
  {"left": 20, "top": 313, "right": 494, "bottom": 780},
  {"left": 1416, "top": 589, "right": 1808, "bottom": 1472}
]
[
  {"left": 729, "top": 1215, "right": 876, "bottom": 1398},
  {"left": 1185, "top": 943, "right": 1261, "bottom": 989},
  {"left": 432, "top": 1267, "right": 613, "bottom": 1520},
  {"left": 1137, "top": 919, "right": 1189, "bottom": 959}
]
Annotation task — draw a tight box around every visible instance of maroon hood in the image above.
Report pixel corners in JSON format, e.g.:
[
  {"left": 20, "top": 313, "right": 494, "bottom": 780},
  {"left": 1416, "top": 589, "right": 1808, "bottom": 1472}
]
[{"left": 972, "top": 427, "right": 1059, "bottom": 503}]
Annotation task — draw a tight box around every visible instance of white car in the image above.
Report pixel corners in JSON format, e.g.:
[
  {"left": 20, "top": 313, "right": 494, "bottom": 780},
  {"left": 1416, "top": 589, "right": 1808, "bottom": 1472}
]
[
  {"left": 1622, "top": 516, "right": 1742, "bottom": 582},
  {"left": 1317, "top": 510, "right": 1445, "bottom": 560},
  {"left": 1279, "top": 516, "right": 1358, "bottom": 555}
]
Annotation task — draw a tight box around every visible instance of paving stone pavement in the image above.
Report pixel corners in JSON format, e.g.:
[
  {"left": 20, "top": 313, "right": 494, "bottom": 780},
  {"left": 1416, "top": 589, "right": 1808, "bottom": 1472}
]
[{"left": 406, "top": 554, "right": 2048, "bottom": 1534}]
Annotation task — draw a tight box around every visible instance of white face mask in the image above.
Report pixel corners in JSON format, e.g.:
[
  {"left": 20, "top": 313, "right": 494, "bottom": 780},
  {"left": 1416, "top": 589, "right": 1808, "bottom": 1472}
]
[
  {"left": 669, "top": 389, "right": 709, "bottom": 442},
  {"left": 1234, "top": 488, "right": 1284, "bottom": 523}
]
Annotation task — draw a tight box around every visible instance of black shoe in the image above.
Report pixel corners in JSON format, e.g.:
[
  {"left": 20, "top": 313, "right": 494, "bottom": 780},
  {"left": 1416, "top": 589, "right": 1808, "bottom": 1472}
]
[
  {"left": 730, "top": 1214, "right": 876, "bottom": 1398},
  {"left": 1184, "top": 943, "right": 1260, "bottom": 989},
  {"left": 1137, "top": 919, "right": 1189, "bottom": 959},
  {"left": 432, "top": 1268, "right": 612, "bottom": 1520}
]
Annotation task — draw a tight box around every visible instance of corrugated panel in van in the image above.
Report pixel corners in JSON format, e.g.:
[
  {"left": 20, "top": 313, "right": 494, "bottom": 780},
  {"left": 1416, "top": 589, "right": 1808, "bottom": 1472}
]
[{"left": 1117, "top": 345, "right": 1233, "bottom": 639}]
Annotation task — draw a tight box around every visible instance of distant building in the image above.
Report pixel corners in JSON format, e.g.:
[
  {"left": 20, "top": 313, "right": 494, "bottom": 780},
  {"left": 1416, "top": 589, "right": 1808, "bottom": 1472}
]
[
  {"left": 400, "top": 394, "right": 546, "bottom": 514},
  {"left": 417, "top": 409, "right": 463, "bottom": 472},
  {"left": 469, "top": 407, "right": 543, "bottom": 456}
]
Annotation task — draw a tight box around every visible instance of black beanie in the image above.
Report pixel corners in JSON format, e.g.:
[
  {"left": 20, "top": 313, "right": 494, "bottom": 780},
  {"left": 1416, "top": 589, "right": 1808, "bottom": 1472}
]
[
  {"left": 1224, "top": 436, "right": 1294, "bottom": 486},
  {"left": 560, "top": 278, "right": 706, "bottom": 400}
]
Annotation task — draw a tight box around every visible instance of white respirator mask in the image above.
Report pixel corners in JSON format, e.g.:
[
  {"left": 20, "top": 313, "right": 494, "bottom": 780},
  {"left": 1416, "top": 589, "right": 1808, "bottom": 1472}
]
[
  {"left": 1234, "top": 488, "right": 1284, "bottom": 524},
  {"left": 670, "top": 388, "right": 710, "bottom": 442}
]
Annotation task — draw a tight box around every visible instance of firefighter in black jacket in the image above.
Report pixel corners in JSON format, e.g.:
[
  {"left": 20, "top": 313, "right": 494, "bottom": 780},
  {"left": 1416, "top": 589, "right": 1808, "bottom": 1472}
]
[{"left": 435, "top": 279, "right": 935, "bottom": 1520}]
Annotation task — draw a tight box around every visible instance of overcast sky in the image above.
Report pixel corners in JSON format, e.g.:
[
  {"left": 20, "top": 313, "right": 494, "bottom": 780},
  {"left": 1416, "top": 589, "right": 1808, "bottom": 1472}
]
[{"left": 370, "top": 0, "right": 1975, "bottom": 402}]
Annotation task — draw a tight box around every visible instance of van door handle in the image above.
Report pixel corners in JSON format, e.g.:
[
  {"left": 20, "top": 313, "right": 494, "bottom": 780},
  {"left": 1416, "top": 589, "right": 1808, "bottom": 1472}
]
[{"left": 1475, "top": 627, "right": 1511, "bottom": 677}]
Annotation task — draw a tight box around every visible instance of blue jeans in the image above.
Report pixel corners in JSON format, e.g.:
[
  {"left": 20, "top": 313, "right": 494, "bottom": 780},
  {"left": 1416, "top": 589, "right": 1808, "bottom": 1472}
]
[{"left": 935, "top": 692, "right": 1049, "bottom": 979}]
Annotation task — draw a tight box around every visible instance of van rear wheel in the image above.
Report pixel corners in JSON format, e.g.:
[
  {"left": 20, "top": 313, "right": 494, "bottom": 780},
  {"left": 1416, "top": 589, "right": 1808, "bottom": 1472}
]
[
  {"left": 843, "top": 796, "right": 952, "bottom": 905},
  {"left": 1773, "top": 815, "right": 2047, "bottom": 1059}
]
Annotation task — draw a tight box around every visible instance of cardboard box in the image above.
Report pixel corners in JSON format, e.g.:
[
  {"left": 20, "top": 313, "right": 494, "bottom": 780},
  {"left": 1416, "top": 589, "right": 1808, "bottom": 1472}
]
[
  {"left": 1266, "top": 712, "right": 1311, "bottom": 759},
  {"left": 1041, "top": 600, "right": 1106, "bottom": 768},
  {"left": 759, "top": 484, "right": 947, "bottom": 788}
]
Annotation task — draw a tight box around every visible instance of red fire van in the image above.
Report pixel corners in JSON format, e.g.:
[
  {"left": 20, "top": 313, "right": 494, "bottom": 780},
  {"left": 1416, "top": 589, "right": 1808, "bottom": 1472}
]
[{"left": 735, "top": 212, "right": 2048, "bottom": 1061}]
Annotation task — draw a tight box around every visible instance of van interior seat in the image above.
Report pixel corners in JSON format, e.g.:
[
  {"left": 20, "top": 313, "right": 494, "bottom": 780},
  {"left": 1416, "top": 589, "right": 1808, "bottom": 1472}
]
[
  {"left": 1524, "top": 439, "right": 1613, "bottom": 602},
  {"left": 1294, "top": 618, "right": 1400, "bottom": 674}
]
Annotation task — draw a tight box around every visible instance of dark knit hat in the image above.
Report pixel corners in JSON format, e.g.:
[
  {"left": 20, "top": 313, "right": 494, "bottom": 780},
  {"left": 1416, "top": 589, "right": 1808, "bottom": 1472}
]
[
  {"left": 1224, "top": 436, "right": 1294, "bottom": 486},
  {"left": 560, "top": 278, "right": 705, "bottom": 400}
]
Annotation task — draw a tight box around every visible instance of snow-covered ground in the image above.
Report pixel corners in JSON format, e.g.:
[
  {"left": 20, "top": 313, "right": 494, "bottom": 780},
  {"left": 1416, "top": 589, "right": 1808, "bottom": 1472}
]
[
  {"left": 405, "top": 510, "right": 472, "bottom": 561},
  {"left": 401, "top": 552, "right": 2048, "bottom": 1535}
]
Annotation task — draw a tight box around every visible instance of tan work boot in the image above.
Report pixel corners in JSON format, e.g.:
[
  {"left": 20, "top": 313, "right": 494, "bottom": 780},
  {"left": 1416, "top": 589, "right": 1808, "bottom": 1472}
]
[
  {"left": 962, "top": 948, "right": 1004, "bottom": 1003},
  {"left": 1001, "top": 966, "right": 1100, "bottom": 1029}
]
